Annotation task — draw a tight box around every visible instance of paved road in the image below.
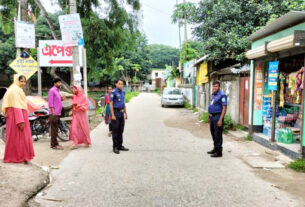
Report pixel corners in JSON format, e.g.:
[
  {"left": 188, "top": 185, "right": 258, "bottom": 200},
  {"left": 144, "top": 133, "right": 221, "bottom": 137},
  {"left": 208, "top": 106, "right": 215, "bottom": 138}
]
[{"left": 33, "top": 93, "right": 302, "bottom": 207}]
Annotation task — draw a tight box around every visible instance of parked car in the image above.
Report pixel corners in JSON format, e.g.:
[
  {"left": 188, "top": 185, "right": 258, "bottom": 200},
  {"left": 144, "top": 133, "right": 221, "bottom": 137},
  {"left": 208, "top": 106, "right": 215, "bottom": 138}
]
[{"left": 161, "top": 87, "right": 184, "bottom": 107}]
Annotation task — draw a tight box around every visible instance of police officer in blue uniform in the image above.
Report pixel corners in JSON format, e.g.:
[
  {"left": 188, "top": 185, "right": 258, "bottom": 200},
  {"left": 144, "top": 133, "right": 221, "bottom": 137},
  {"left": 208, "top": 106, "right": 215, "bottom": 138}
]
[
  {"left": 110, "top": 79, "right": 129, "bottom": 154},
  {"left": 208, "top": 81, "right": 227, "bottom": 158}
]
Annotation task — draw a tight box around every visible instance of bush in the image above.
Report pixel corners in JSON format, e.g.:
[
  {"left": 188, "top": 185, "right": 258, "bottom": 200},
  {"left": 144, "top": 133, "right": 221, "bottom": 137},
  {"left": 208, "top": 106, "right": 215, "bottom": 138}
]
[
  {"left": 125, "top": 91, "right": 140, "bottom": 103},
  {"left": 224, "top": 115, "right": 234, "bottom": 134},
  {"left": 289, "top": 159, "right": 305, "bottom": 172},
  {"left": 184, "top": 102, "right": 192, "bottom": 109},
  {"left": 200, "top": 112, "right": 209, "bottom": 123}
]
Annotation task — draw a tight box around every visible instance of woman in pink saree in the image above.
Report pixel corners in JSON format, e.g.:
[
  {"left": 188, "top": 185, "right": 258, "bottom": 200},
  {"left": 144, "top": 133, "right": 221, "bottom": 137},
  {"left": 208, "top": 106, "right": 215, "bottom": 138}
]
[{"left": 69, "top": 86, "right": 91, "bottom": 149}]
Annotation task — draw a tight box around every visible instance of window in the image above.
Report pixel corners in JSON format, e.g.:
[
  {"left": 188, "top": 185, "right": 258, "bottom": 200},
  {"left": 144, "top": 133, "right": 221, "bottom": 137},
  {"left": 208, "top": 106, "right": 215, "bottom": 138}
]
[{"left": 155, "top": 72, "right": 158, "bottom": 78}]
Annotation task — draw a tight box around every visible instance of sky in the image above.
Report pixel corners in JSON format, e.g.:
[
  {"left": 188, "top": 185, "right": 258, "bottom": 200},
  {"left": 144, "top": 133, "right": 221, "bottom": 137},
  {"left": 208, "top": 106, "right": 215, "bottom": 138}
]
[
  {"left": 140, "top": 0, "right": 200, "bottom": 48},
  {"left": 41, "top": 0, "right": 200, "bottom": 48}
]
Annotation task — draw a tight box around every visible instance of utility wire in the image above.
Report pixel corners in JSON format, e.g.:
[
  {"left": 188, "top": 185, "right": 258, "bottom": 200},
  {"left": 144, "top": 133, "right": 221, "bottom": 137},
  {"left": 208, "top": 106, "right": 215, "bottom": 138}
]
[{"left": 141, "top": 2, "right": 172, "bottom": 16}]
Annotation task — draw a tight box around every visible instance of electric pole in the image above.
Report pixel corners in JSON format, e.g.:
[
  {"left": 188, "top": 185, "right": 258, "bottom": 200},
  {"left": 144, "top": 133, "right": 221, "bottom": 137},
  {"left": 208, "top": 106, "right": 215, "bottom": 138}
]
[
  {"left": 17, "top": 0, "right": 32, "bottom": 95},
  {"left": 176, "top": 0, "right": 182, "bottom": 50},
  {"left": 69, "top": 0, "right": 80, "bottom": 86},
  {"left": 183, "top": 0, "right": 188, "bottom": 43}
]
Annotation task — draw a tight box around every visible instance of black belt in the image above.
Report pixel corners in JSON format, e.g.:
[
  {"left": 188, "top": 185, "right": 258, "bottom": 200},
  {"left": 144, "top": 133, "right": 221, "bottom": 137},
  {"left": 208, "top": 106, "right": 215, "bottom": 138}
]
[
  {"left": 114, "top": 108, "right": 124, "bottom": 112},
  {"left": 209, "top": 113, "right": 221, "bottom": 117}
]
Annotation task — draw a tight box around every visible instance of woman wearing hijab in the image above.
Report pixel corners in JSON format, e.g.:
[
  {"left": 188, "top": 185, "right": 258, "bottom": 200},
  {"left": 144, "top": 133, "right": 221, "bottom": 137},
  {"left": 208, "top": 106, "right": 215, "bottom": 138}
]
[
  {"left": 69, "top": 85, "right": 91, "bottom": 149},
  {"left": 2, "top": 74, "right": 35, "bottom": 163}
]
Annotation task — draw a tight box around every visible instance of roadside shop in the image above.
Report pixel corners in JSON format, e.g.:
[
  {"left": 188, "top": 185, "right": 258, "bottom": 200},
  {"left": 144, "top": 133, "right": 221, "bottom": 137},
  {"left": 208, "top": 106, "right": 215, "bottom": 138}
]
[{"left": 246, "top": 11, "right": 305, "bottom": 158}]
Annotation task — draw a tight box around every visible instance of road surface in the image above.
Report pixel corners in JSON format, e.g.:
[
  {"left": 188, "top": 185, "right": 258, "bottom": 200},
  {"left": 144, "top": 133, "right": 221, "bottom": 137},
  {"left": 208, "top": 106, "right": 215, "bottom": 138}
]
[{"left": 32, "top": 93, "right": 303, "bottom": 207}]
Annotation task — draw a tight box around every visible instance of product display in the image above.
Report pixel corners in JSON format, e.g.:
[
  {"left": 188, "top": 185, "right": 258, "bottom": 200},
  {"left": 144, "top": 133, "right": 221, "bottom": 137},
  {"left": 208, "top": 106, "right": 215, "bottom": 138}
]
[{"left": 261, "top": 66, "right": 304, "bottom": 143}]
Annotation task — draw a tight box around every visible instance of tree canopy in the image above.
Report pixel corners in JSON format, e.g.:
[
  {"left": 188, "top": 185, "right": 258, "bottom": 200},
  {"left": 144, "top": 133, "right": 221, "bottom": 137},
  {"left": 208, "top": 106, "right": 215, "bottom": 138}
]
[
  {"left": 173, "top": 0, "right": 305, "bottom": 63},
  {"left": 147, "top": 44, "right": 179, "bottom": 69}
]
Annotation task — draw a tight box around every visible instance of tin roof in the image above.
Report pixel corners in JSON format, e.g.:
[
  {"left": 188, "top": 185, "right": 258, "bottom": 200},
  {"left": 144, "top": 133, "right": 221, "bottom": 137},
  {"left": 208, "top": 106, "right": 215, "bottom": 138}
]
[
  {"left": 193, "top": 55, "right": 209, "bottom": 67},
  {"left": 248, "top": 11, "right": 305, "bottom": 41}
]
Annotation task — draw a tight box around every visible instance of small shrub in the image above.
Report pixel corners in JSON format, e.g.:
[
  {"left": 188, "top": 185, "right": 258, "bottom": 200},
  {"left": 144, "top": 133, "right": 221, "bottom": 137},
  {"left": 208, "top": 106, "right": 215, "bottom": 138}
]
[
  {"left": 289, "top": 159, "right": 305, "bottom": 172},
  {"left": 235, "top": 124, "right": 248, "bottom": 131},
  {"left": 245, "top": 134, "right": 252, "bottom": 141},
  {"left": 224, "top": 115, "right": 234, "bottom": 134},
  {"left": 184, "top": 102, "right": 192, "bottom": 109}
]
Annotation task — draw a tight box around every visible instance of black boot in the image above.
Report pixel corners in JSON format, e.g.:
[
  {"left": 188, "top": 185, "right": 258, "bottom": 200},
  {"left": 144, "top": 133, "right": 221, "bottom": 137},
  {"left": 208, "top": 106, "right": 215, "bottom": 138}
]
[
  {"left": 211, "top": 151, "right": 222, "bottom": 158},
  {"left": 119, "top": 146, "right": 129, "bottom": 151},
  {"left": 113, "top": 147, "right": 120, "bottom": 154},
  {"left": 207, "top": 148, "right": 216, "bottom": 154}
]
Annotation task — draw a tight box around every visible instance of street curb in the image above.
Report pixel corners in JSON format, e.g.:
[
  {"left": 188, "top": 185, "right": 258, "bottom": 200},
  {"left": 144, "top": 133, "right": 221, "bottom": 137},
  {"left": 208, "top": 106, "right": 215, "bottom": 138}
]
[{"left": 252, "top": 134, "right": 299, "bottom": 160}]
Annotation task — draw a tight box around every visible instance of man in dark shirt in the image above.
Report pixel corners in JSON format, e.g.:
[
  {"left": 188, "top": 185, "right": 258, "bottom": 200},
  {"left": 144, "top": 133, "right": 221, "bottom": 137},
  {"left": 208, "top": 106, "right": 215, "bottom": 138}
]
[
  {"left": 109, "top": 79, "right": 129, "bottom": 154},
  {"left": 207, "top": 81, "right": 227, "bottom": 158}
]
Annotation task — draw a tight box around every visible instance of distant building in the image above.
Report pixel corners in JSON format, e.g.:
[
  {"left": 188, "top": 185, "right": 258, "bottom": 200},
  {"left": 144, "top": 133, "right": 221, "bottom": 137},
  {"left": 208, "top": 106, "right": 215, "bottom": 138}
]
[{"left": 149, "top": 69, "right": 166, "bottom": 89}]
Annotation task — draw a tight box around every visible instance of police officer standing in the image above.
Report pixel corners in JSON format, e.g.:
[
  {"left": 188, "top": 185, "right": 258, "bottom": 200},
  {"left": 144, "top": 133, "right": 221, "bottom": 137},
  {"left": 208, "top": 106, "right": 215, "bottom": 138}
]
[
  {"left": 207, "top": 81, "right": 227, "bottom": 158},
  {"left": 109, "top": 79, "right": 129, "bottom": 154}
]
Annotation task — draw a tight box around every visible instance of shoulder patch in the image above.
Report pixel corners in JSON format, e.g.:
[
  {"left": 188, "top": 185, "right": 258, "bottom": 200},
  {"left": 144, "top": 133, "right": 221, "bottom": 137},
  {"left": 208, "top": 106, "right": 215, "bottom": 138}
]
[{"left": 222, "top": 97, "right": 226, "bottom": 102}]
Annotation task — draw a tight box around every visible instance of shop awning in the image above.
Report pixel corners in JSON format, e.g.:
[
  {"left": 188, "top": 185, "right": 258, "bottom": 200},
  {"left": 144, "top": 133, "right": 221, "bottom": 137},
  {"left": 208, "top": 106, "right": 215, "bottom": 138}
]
[
  {"left": 267, "top": 30, "right": 305, "bottom": 52},
  {"left": 246, "top": 30, "right": 305, "bottom": 60},
  {"left": 245, "top": 45, "right": 267, "bottom": 60}
]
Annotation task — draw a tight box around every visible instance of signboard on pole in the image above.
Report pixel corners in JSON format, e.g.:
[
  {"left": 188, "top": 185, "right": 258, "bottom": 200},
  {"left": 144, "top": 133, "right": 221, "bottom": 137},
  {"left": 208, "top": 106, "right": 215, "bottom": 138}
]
[
  {"left": 9, "top": 53, "right": 39, "bottom": 79},
  {"left": 38, "top": 40, "right": 83, "bottom": 67},
  {"left": 58, "top": 14, "right": 84, "bottom": 46},
  {"left": 39, "top": 40, "right": 73, "bottom": 67},
  {"left": 268, "top": 61, "right": 279, "bottom": 91},
  {"left": 15, "top": 21, "right": 36, "bottom": 49}
]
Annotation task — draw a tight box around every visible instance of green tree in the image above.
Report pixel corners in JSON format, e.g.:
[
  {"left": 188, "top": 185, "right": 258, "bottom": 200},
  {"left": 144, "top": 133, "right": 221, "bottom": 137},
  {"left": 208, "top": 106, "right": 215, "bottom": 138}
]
[
  {"left": 173, "top": 0, "right": 305, "bottom": 63},
  {"left": 148, "top": 44, "right": 180, "bottom": 69}
]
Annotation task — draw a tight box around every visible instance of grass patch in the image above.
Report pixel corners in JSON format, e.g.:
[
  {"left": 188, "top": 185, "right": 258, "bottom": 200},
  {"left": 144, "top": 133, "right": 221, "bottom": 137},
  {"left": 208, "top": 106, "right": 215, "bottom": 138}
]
[
  {"left": 289, "top": 159, "right": 305, "bottom": 172},
  {"left": 235, "top": 124, "right": 248, "bottom": 131},
  {"left": 245, "top": 134, "right": 252, "bottom": 141},
  {"left": 184, "top": 102, "right": 192, "bottom": 109},
  {"left": 125, "top": 91, "right": 140, "bottom": 103},
  {"left": 192, "top": 108, "right": 199, "bottom": 113},
  {"left": 199, "top": 112, "right": 209, "bottom": 123},
  {"left": 152, "top": 88, "right": 161, "bottom": 96}
]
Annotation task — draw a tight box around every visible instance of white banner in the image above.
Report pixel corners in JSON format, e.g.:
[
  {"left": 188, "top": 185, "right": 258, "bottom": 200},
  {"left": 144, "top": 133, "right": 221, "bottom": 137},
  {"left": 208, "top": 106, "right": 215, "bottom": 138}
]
[
  {"left": 15, "top": 21, "right": 36, "bottom": 49},
  {"left": 58, "top": 13, "right": 84, "bottom": 46}
]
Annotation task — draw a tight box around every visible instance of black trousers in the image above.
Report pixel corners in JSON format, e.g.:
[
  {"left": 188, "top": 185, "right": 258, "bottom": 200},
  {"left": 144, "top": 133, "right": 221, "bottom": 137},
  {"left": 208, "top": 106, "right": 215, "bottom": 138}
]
[
  {"left": 112, "top": 111, "right": 125, "bottom": 148},
  {"left": 50, "top": 115, "right": 59, "bottom": 148},
  {"left": 209, "top": 114, "right": 223, "bottom": 152},
  {"left": 109, "top": 122, "right": 112, "bottom": 132}
]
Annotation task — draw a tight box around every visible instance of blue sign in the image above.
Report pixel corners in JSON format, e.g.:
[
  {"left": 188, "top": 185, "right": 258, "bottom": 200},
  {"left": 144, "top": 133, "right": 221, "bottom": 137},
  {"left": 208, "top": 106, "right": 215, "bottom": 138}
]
[
  {"left": 78, "top": 38, "right": 85, "bottom": 46},
  {"left": 268, "top": 61, "right": 279, "bottom": 91}
]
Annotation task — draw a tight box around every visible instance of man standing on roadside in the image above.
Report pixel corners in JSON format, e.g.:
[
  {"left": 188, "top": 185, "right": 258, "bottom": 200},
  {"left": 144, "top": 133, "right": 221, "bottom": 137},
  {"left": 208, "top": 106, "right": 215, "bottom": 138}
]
[
  {"left": 48, "top": 78, "right": 64, "bottom": 150},
  {"left": 109, "top": 79, "right": 129, "bottom": 154},
  {"left": 207, "top": 81, "right": 227, "bottom": 158}
]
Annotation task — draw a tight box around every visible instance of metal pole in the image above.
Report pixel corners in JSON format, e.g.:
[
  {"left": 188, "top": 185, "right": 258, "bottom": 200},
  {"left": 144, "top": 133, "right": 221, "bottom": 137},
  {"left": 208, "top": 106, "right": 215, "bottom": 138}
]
[
  {"left": 271, "top": 90, "right": 276, "bottom": 142},
  {"left": 249, "top": 61, "right": 256, "bottom": 134},
  {"left": 37, "top": 49, "right": 42, "bottom": 96},
  {"left": 83, "top": 47, "right": 88, "bottom": 97},
  {"left": 301, "top": 58, "right": 305, "bottom": 158},
  {"left": 70, "top": 0, "right": 79, "bottom": 86}
]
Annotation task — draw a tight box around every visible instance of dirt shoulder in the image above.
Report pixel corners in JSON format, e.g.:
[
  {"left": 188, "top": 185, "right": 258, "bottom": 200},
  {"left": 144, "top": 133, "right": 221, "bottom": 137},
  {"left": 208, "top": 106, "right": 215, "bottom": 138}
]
[
  {"left": 0, "top": 160, "right": 49, "bottom": 207},
  {"left": 164, "top": 107, "right": 305, "bottom": 203}
]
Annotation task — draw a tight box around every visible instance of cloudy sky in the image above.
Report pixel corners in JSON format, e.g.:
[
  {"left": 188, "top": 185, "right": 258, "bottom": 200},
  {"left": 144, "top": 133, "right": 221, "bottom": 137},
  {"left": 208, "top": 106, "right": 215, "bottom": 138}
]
[
  {"left": 42, "top": 0, "right": 200, "bottom": 48},
  {"left": 140, "top": 0, "right": 199, "bottom": 48}
]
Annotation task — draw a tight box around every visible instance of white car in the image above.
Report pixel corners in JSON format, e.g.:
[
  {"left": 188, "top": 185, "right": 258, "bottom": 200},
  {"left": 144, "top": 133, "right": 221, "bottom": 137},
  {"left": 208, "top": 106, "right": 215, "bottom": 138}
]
[{"left": 161, "top": 87, "right": 184, "bottom": 107}]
